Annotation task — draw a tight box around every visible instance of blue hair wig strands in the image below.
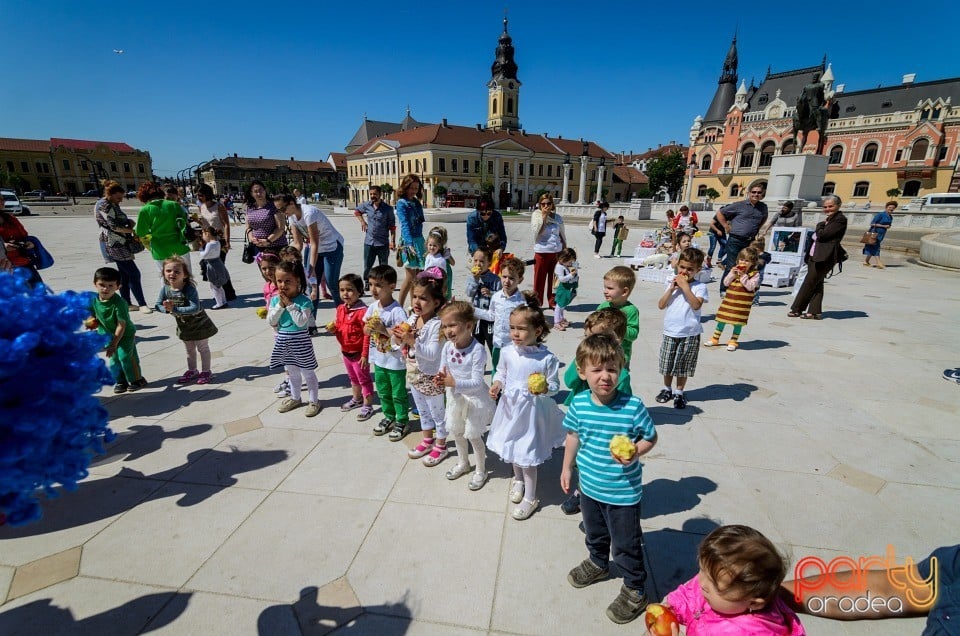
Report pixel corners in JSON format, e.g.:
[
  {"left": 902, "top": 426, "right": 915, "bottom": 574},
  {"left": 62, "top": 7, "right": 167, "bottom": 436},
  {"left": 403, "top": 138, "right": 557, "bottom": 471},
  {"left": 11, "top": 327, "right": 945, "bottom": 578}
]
[{"left": 0, "top": 270, "right": 114, "bottom": 526}]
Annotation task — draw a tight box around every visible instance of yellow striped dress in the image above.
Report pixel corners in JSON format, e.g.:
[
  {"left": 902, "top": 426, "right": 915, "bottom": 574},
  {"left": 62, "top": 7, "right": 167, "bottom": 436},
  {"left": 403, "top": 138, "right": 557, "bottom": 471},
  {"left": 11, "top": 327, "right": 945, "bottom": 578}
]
[{"left": 716, "top": 270, "right": 758, "bottom": 326}]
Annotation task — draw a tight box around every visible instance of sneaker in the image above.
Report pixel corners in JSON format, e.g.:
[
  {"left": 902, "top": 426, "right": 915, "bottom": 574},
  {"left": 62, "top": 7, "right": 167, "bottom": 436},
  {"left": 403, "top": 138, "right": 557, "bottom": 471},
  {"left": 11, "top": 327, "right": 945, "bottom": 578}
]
[
  {"left": 468, "top": 471, "right": 488, "bottom": 491},
  {"left": 356, "top": 405, "right": 375, "bottom": 421},
  {"left": 304, "top": 401, "right": 321, "bottom": 417},
  {"left": 605, "top": 585, "right": 648, "bottom": 624},
  {"left": 509, "top": 480, "right": 525, "bottom": 504},
  {"left": 113, "top": 382, "right": 129, "bottom": 394},
  {"left": 139, "top": 305, "right": 153, "bottom": 314},
  {"left": 196, "top": 371, "right": 213, "bottom": 385},
  {"left": 308, "top": 326, "right": 319, "bottom": 337},
  {"left": 726, "top": 342, "right": 738, "bottom": 351},
  {"left": 277, "top": 398, "right": 303, "bottom": 413},
  {"left": 567, "top": 558, "right": 610, "bottom": 588},
  {"left": 341, "top": 397, "right": 363, "bottom": 411},
  {"left": 373, "top": 418, "right": 394, "bottom": 436},
  {"left": 388, "top": 422, "right": 409, "bottom": 442},
  {"left": 944, "top": 368, "right": 960, "bottom": 384},
  {"left": 408, "top": 438, "right": 435, "bottom": 459},
  {"left": 177, "top": 370, "right": 199, "bottom": 384},
  {"left": 445, "top": 462, "right": 472, "bottom": 481},
  {"left": 422, "top": 445, "right": 449, "bottom": 466},
  {"left": 512, "top": 497, "right": 539, "bottom": 521},
  {"left": 274, "top": 379, "right": 290, "bottom": 394},
  {"left": 409, "top": 407, "right": 420, "bottom": 421},
  {"left": 674, "top": 393, "right": 687, "bottom": 409},
  {"left": 655, "top": 388, "right": 673, "bottom": 403},
  {"left": 127, "top": 377, "right": 148, "bottom": 392},
  {"left": 560, "top": 492, "right": 581, "bottom": 515},
  {"left": 211, "top": 304, "right": 228, "bottom": 310},
  {"left": 703, "top": 339, "right": 720, "bottom": 348}
]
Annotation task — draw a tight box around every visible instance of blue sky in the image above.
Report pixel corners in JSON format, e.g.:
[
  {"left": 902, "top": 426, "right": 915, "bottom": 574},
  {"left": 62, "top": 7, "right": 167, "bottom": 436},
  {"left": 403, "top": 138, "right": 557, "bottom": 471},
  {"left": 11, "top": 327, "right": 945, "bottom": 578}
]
[{"left": 4, "top": 0, "right": 954, "bottom": 177}]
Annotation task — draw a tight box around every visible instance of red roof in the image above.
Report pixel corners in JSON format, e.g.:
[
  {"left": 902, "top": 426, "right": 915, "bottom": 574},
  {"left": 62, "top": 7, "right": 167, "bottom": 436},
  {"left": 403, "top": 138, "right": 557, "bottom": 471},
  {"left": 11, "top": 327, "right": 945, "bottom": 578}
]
[
  {"left": 327, "top": 152, "right": 347, "bottom": 169},
  {"left": 612, "top": 165, "right": 649, "bottom": 184},
  {"left": 0, "top": 137, "right": 50, "bottom": 152},
  {"left": 50, "top": 138, "right": 137, "bottom": 152}
]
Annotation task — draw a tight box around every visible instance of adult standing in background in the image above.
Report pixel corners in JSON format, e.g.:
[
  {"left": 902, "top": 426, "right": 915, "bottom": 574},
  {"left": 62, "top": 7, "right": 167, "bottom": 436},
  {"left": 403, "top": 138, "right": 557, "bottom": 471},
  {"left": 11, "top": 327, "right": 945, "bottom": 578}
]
[
  {"left": 95, "top": 180, "right": 150, "bottom": 312},
  {"left": 716, "top": 186, "right": 768, "bottom": 294},
  {"left": 0, "top": 195, "right": 43, "bottom": 287},
  {"left": 466, "top": 194, "right": 507, "bottom": 255},
  {"left": 759, "top": 200, "right": 802, "bottom": 239},
  {"left": 863, "top": 201, "right": 895, "bottom": 269},
  {"left": 530, "top": 192, "right": 566, "bottom": 307},
  {"left": 294, "top": 188, "right": 307, "bottom": 205},
  {"left": 134, "top": 181, "right": 192, "bottom": 276},
  {"left": 789, "top": 194, "right": 847, "bottom": 320},
  {"left": 275, "top": 193, "right": 345, "bottom": 306},
  {"left": 590, "top": 201, "right": 609, "bottom": 258},
  {"left": 354, "top": 186, "right": 396, "bottom": 289},
  {"left": 395, "top": 173, "right": 426, "bottom": 308},
  {"left": 243, "top": 180, "right": 287, "bottom": 259},
  {"left": 195, "top": 183, "right": 237, "bottom": 301},
  {"left": 671, "top": 205, "right": 699, "bottom": 232}
]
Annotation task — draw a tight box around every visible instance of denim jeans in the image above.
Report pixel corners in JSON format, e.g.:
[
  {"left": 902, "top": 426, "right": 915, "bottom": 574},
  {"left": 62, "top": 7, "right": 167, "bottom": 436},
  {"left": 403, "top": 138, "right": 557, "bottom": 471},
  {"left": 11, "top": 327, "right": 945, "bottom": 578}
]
[
  {"left": 363, "top": 243, "right": 390, "bottom": 283},
  {"left": 719, "top": 235, "right": 751, "bottom": 293},
  {"left": 580, "top": 492, "right": 647, "bottom": 592},
  {"left": 309, "top": 241, "right": 344, "bottom": 306},
  {"left": 115, "top": 259, "right": 147, "bottom": 307}
]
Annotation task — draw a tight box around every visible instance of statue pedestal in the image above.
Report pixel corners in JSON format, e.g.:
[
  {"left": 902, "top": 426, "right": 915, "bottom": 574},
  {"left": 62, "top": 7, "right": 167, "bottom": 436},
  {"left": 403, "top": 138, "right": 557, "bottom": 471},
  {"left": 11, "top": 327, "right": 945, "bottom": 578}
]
[{"left": 767, "top": 154, "right": 828, "bottom": 206}]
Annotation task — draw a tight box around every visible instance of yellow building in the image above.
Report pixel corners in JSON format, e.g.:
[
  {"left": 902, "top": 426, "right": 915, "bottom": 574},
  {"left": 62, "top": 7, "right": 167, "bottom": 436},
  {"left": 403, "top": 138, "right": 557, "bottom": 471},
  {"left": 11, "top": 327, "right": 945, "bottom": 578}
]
[{"left": 345, "top": 18, "right": 614, "bottom": 209}]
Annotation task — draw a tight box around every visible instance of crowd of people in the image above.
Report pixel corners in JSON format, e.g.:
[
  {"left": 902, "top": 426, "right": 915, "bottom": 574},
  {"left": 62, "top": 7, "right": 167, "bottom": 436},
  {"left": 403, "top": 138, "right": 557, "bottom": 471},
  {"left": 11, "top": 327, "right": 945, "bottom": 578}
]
[{"left": 10, "top": 173, "right": 956, "bottom": 632}]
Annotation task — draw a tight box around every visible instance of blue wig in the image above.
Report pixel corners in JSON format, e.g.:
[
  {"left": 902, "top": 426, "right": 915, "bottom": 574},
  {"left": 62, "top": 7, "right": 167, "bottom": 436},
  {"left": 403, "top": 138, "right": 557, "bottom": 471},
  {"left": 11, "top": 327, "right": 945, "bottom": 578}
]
[{"left": 0, "top": 269, "right": 114, "bottom": 526}]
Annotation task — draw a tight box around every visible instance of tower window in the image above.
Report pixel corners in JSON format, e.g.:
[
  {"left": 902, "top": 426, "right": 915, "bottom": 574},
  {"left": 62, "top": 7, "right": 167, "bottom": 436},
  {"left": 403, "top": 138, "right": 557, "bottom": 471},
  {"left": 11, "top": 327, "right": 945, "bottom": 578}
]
[
  {"left": 493, "top": 98, "right": 498, "bottom": 114},
  {"left": 507, "top": 98, "right": 514, "bottom": 114}
]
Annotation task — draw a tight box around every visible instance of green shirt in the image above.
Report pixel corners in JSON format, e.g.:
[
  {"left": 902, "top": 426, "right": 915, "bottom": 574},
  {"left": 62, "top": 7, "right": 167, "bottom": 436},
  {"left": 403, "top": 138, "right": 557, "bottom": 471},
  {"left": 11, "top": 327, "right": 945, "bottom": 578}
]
[
  {"left": 596, "top": 300, "right": 639, "bottom": 363},
  {"left": 563, "top": 362, "right": 632, "bottom": 406},
  {"left": 135, "top": 199, "right": 190, "bottom": 260},
  {"left": 92, "top": 294, "right": 135, "bottom": 346}
]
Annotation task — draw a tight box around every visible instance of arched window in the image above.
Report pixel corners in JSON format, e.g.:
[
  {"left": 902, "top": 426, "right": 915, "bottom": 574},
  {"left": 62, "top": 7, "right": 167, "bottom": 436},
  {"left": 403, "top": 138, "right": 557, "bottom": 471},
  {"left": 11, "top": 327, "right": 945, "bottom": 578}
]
[
  {"left": 902, "top": 180, "right": 922, "bottom": 197},
  {"left": 861, "top": 143, "right": 879, "bottom": 163},
  {"left": 730, "top": 184, "right": 740, "bottom": 197},
  {"left": 492, "top": 98, "right": 498, "bottom": 113},
  {"left": 782, "top": 139, "right": 797, "bottom": 155},
  {"left": 920, "top": 109, "right": 929, "bottom": 121},
  {"left": 697, "top": 185, "right": 708, "bottom": 197},
  {"left": 739, "top": 143, "right": 755, "bottom": 168},
  {"left": 700, "top": 155, "right": 712, "bottom": 171},
  {"left": 822, "top": 182, "right": 836, "bottom": 196},
  {"left": 507, "top": 98, "right": 514, "bottom": 114},
  {"left": 828, "top": 145, "right": 844, "bottom": 164},
  {"left": 909, "top": 139, "right": 929, "bottom": 161},
  {"left": 758, "top": 141, "right": 776, "bottom": 167},
  {"left": 853, "top": 181, "right": 870, "bottom": 197}
]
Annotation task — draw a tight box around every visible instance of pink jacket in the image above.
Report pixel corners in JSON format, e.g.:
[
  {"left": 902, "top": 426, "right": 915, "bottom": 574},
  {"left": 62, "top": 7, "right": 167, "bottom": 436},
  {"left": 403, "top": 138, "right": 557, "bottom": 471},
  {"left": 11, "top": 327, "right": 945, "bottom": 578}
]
[{"left": 666, "top": 576, "right": 806, "bottom": 636}]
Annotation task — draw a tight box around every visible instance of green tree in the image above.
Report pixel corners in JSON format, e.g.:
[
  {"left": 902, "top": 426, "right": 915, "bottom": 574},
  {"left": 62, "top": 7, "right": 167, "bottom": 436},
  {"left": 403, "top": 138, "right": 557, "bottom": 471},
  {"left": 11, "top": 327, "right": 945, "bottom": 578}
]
[
  {"left": 480, "top": 181, "right": 495, "bottom": 196},
  {"left": 636, "top": 186, "right": 653, "bottom": 199},
  {"left": 433, "top": 185, "right": 447, "bottom": 197},
  {"left": 704, "top": 187, "right": 721, "bottom": 201},
  {"left": 0, "top": 167, "right": 9, "bottom": 188},
  {"left": 886, "top": 187, "right": 902, "bottom": 198},
  {"left": 645, "top": 149, "right": 686, "bottom": 200}
]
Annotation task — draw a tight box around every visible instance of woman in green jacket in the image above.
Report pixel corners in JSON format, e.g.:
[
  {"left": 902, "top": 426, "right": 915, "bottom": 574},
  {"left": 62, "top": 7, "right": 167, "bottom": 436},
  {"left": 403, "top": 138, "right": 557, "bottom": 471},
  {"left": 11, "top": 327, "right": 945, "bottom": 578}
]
[{"left": 135, "top": 181, "right": 191, "bottom": 277}]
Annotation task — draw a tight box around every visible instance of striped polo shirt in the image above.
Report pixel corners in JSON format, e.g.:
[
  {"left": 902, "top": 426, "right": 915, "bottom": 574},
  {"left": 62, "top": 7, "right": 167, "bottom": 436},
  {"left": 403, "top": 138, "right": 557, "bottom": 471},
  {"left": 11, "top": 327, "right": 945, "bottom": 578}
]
[{"left": 563, "top": 391, "right": 656, "bottom": 506}]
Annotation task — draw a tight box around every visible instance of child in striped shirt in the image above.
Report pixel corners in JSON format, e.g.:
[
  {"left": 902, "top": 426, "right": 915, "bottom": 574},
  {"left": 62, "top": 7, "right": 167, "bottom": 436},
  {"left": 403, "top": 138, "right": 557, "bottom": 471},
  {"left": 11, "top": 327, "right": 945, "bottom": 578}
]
[{"left": 561, "top": 333, "right": 657, "bottom": 625}]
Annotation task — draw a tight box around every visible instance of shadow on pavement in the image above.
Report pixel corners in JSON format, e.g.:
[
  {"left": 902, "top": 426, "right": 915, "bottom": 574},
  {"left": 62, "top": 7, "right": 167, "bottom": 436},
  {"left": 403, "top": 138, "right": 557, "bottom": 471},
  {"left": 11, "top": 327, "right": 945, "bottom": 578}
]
[
  {"left": 643, "top": 476, "right": 718, "bottom": 519},
  {"left": 258, "top": 586, "right": 414, "bottom": 635},
  {"left": 736, "top": 339, "right": 789, "bottom": 351},
  {"left": 647, "top": 406, "right": 700, "bottom": 425},
  {"left": 100, "top": 386, "right": 231, "bottom": 419},
  {"left": 685, "top": 383, "right": 757, "bottom": 403},
  {"left": 0, "top": 448, "right": 288, "bottom": 538},
  {"left": 0, "top": 592, "right": 191, "bottom": 636},
  {"left": 821, "top": 310, "right": 869, "bottom": 320},
  {"left": 90, "top": 423, "right": 214, "bottom": 466},
  {"left": 643, "top": 518, "right": 722, "bottom": 598}
]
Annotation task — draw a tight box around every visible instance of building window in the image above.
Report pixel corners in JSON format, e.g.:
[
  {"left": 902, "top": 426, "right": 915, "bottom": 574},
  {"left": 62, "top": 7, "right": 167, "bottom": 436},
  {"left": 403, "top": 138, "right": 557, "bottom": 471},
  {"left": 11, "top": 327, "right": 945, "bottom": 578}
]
[
  {"left": 518, "top": 162, "right": 524, "bottom": 176},
  {"left": 474, "top": 160, "right": 480, "bottom": 174},
  {"left": 81, "top": 160, "right": 89, "bottom": 170},
  {"left": 21, "top": 162, "right": 29, "bottom": 172},
  {"left": 110, "top": 161, "right": 118, "bottom": 172},
  {"left": 507, "top": 97, "right": 514, "bottom": 114},
  {"left": 547, "top": 165, "right": 553, "bottom": 177},
  {"left": 758, "top": 141, "right": 776, "bottom": 167},
  {"left": 700, "top": 155, "right": 712, "bottom": 170},
  {"left": 62, "top": 159, "right": 70, "bottom": 170},
  {"left": 739, "top": 143, "right": 755, "bottom": 168},
  {"left": 730, "top": 184, "right": 740, "bottom": 197},
  {"left": 415, "top": 159, "right": 421, "bottom": 172},
  {"left": 96, "top": 161, "right": 103, "bottom": 170},
  {"left": 781, "top": 139, "right": 797, "bottom": 155},
  {"left": 502, "top": 162, "right": 510, "bottom": 176},
  {"left": 821, "top": 182, "right": 835, "bottom": 196},
  {"left": 902, "top": 180, "right": 921, "bottom": 197},
  {"left": 696, "top": 185, "right": 708, "bottom": 197},
  {"left": 6, "top": 161, "right": 14, "bottom": 172},
  {"left": 938, "top": 145, "right": 948, "bottom": 161},
  {"left": 138, "top": 162, "right": 145, "bottom": 174},
  {"left": 35, "top": 162, "right": 43, "bottom": 173},
  {"left": 463, "top": 159, "right": 469, "bottom": 173},
  {"left": 487, "top": 161, "right": 494, "bottom": 175},
  {"left": 493, "top": 98, "right": 498, "bottom": 114},
  {"left": 828, "top": 145, "right": 843, "bottom": 164},
  {"left": 451, "top": 159, "right": 457, "bottom": 172},
  {"left": 909, "top": 139, "right": 928, "bottom": 161},
  {"left": 538, "top": 164, "right": 543, "bottom": 176},
  {"left": 42, "top": 163, "right": 50, "bottom": 173},
  {"left": 895, "top": 149, "right": 903, "bottom": 162},
  {"left": 932, "top": 107, "right": 942, "bottom": 119},
  {"left": 860, "top": 143, "right": 879, "bottom": 163},
  {"left": 853, "top": 181, "right": 870, "bottom": 197}
]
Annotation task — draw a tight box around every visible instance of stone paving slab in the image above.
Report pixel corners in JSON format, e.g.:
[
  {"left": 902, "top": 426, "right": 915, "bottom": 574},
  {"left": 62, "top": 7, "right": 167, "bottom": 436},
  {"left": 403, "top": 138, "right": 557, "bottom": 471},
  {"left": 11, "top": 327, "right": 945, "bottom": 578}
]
[{"left": 2, "top": 213, "right": 955, "bottom": 634}]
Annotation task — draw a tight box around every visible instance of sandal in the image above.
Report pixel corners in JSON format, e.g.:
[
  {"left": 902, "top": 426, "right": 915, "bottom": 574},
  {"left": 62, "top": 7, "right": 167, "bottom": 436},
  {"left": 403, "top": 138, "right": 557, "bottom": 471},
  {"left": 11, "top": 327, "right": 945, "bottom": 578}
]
[
  {"left": 407, "top": 438, "right": 434, "bottom": 459},
  {"left": 388, "top": 422, "right": 409, "bottom": 442},
  {"left": 372, "top": 418, "right": 394, "bottom": 436},
  {"left": 787, "top": 311, "right": 801, "bottom": 318},
  {"left": 356, "top": 405, "right": 375, "bottom": 421},
  {"left": 422, "top": 445, "right": 449, "bottom": 467},
  {"left": 800, "top": 313, "right": 822, "bottom": 320},
  {"left": 341, "top": 397, "right": 363, "bottom": 411},
  {"left": 512, "top": 497, "right": 540, "bottom": 521}
]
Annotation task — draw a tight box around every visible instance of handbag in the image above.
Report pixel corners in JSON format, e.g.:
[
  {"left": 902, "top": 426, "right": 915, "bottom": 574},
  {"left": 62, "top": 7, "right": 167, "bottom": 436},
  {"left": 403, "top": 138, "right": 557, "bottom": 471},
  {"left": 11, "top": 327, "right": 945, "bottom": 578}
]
[
  {"left": 859, "top": 231, "right": 878, "bottom": 245},
  {"left": 21, "top": 236, "right": 54, "bottom": 269},
  {"left": 125, "top": 234, "right": 146, "bottom": 254},
  {"left": 242, "top": 238, "right": 256, "bottom": 264}
]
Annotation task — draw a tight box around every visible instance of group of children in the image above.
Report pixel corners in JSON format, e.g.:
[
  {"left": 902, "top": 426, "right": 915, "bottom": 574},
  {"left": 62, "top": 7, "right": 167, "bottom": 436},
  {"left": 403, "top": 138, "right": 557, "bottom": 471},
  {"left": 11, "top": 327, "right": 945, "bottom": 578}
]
[{"left": 86, "top": 223, "right": 805, "bottom": 632}]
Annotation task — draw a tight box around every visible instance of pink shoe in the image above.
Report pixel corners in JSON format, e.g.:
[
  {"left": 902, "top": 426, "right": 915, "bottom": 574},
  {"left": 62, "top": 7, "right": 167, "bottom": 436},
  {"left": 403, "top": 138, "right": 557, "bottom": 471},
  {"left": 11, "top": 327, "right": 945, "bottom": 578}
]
[
  {"left": 196, "top": 371, "right": 213, "bottom": 385},
  {"left": 408, "top": 438, "right": 434, "bottom": 459},
  {"left": 177, "top": 370, "right": 199, "bottom": 384}
]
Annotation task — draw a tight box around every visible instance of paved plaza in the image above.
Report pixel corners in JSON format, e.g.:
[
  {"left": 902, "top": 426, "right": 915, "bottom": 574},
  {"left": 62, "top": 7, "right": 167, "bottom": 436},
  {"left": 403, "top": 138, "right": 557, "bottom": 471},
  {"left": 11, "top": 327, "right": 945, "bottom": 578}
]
[{"left": 1, "top": 209, "right": 958, "bottom": 635}]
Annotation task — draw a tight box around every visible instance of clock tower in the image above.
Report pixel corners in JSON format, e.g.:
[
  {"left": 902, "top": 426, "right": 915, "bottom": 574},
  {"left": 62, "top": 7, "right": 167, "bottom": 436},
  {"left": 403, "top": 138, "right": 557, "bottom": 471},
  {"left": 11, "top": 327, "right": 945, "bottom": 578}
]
[{"left": 486, "top": 18, "right": 521, "bottom": 131}]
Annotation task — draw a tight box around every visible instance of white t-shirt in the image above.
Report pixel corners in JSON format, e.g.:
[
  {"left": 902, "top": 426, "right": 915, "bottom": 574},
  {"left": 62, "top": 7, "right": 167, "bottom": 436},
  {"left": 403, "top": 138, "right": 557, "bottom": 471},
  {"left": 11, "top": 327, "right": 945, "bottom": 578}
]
[
  {"left": 662, "top": 279, "right": 709, "bottom": 337},
  {"left": 363, "top": 300, "right": 407, "bottom": 370},
  {"left": 289, "top": 205, "right": 344, "bottom": 254}
]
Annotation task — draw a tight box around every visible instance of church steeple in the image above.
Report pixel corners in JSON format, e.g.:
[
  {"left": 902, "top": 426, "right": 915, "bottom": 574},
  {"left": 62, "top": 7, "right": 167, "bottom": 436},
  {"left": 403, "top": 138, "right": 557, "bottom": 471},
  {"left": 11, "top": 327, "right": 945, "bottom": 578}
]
[
  {"left": 486, "top": 17, "right": 521, "bottom": 131},
  {"left": 703, "top": 36, "right": 739, "bottom": 123}
]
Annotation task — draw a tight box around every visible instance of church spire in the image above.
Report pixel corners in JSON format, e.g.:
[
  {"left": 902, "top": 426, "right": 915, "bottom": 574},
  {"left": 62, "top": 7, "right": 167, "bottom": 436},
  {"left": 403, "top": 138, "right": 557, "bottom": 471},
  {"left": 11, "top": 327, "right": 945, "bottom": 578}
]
[
  {"left": 486, "top": 16, "right": 521, "bottom": 131},
  {"left": 490, "top": 17, "right": 519, "bottom": 81},
  {"left": 703, "top": 36, "right": 739, "bottom": 123}
]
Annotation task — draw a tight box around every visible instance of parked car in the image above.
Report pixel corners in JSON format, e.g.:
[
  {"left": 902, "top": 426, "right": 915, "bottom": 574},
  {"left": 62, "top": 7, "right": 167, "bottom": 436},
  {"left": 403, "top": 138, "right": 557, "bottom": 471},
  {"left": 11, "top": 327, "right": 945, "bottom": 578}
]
[
  {"left": 81, "top": 189, "right": 101, "bottom": 197},
  {"left": 24, "top": 189, "right": 49, "bottom": 198},
  {"left": 901, "top": 193, "right": 960, "bottom": 211},
  {"left": 1, "top": 190, "right": 32, "bottom": 216},
  {"left": 126, "top": 191, "right": 137, "bottom": 199}
]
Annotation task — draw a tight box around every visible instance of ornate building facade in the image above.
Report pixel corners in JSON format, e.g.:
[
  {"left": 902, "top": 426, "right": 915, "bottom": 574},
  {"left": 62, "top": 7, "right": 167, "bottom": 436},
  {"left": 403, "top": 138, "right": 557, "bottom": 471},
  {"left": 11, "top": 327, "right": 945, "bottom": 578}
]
[
  {"left": 687, "top": 40, "right": 960, "bottom": 205},
  {"left": 345, "top": 19, "right": 613, "bottom": 209}
]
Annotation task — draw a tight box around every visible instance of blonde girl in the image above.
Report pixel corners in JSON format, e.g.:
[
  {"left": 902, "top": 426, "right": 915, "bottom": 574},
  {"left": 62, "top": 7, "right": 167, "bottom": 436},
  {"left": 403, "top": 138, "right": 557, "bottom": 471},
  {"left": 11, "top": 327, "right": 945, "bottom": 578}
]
[
  {"left": 157, "top": 256, "right": 218, "bottom": 385},
  {"left": 199, "top": 226, "right": 231, "bottom": 310},
  {"left": 487, "top": 293, "right": 565, "bottom": 520},
  {"left": 705, "top": 247, "right": 760, "bottom": 351},
  {"left": 437, "top": 301, "right": 496, "bottom": 490},
  {"left": 268, "top": 260, "right": 321, "bottom": 417},
  {"left": 424, "top": 226, "right": 455, "bottom": 299},
  {"left": 394, "top": 270, "right": 448, "bottom": 466}
]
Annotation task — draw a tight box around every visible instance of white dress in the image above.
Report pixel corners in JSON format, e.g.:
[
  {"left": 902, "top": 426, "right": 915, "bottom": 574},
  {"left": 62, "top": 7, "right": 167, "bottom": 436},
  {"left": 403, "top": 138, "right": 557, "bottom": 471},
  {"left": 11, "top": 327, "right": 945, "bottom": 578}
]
[
  {"left": 440, "top": 339, "right": 496, "bottom": 438},
  {"left": 487, "top": 343, "right": 565, "bottom": 466}
]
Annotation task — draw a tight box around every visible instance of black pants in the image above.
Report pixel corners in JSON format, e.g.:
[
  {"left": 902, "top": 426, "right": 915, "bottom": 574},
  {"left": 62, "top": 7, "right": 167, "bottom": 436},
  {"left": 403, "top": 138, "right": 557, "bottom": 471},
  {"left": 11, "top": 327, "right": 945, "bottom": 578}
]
[
  {"left": 791, "top": 259, "right": 834, "bottom": 315},
  {"left": 474, "top": 319, "right": 494, "bottom": 354},
  {"left": 593, "top": 232, "right": 605, "bottom": 254},
  {"left": 580, "top": 492, "right": 647, "bottom": 592},
  {"left": 363, "top": 244, "right": 390, "bottom": 285},
  {"left": 720, "top": 234, "right": 752, "bottom": 293},
  {"left": 115, "top": 259, "right": 147, "bottom": 306}
]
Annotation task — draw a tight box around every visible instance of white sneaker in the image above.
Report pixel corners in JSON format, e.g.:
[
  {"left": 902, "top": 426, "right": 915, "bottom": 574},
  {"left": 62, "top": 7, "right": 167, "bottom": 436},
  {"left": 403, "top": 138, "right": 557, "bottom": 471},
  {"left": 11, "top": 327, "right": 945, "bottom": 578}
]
[{"left": 139, "top": 305, "right": 153, "bottom": 314}]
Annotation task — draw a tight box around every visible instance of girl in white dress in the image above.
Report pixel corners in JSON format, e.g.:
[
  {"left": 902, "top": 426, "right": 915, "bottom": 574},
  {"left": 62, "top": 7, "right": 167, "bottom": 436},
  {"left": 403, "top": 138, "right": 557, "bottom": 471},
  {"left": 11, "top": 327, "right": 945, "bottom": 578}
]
[
  {"left": 437, "top": 301, "right": 496, "bottom": 490},
  {"left": 423, "top": 226, "right": 455, "bottom": 299},
  {"left": 487, "top": 292, "right": 565, "bottom": 520}
]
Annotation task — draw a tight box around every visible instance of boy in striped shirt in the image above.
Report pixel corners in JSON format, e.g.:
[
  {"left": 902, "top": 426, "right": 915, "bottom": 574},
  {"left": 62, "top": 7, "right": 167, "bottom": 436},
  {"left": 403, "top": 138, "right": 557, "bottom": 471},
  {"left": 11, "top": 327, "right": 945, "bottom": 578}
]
[{"left": 561, "top": 333, "right": 657, "bottom": 624}]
